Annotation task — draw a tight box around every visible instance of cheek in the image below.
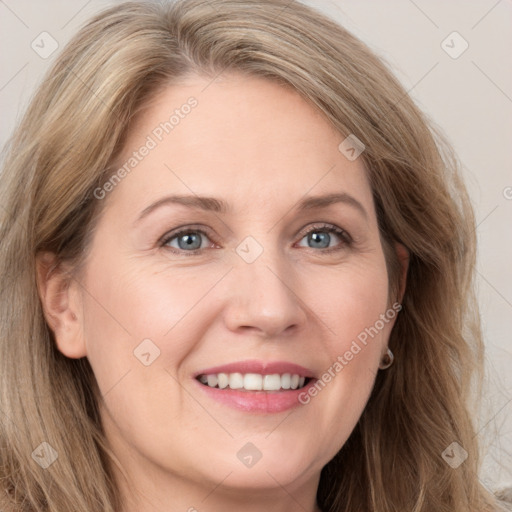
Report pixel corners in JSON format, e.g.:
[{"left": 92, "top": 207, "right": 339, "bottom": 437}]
[
  {"left": 80, "top": 258, "right": 227, "bottom": 393},
  {"left": 307, "top": 251, "right": 391, "bottom": 351},
  {"left": 295, "top": 253, "right": 392, "bottom": 453},
  {"left": 325, "top": 258, "right": 391, "bottom": 382}
]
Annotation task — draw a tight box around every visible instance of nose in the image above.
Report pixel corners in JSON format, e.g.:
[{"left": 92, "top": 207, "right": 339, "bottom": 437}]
[{"left": 222, "top": 251, "right": 307, "bottom": 338}]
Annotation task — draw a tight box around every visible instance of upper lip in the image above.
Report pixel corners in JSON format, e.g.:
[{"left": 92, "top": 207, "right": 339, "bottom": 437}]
[{"left": 194, "top": 360, "right": 316, "bottom": 379}]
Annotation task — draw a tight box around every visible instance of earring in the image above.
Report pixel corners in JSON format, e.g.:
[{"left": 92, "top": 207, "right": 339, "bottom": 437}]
[{"left": 379, "top": 348, "right": 394, "bottom": 370}]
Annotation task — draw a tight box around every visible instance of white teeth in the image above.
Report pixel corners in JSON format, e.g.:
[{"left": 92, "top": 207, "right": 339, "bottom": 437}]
[
  {"left": 244, "top": 373, "right": 263, "bottom": 390},
  {"left": 198, "top": 372, "right": 309, "bottom": 391},
  {"left": 229, "top": 372, "right": 244, "bottom": 389},
  {"left": 217, "top": 373, "right": 229, "bottom": 389},
  {"left": 263, "top": 374, "right": 281, "bottom": 391}
]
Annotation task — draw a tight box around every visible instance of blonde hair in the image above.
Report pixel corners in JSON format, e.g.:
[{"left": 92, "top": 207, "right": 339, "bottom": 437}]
[{"left": 0, "top": 1, "right": 509, "bottom": 511}]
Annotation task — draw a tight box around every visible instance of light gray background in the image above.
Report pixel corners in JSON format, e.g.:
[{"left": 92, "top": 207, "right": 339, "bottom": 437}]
[{"left": 1, "top": 0, "right": 510, "bottom": 491}]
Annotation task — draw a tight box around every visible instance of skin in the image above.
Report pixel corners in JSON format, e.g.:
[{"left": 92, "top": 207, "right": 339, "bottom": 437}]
[{"left": 37, "top": 74, "right": 408, "bottom": 512}]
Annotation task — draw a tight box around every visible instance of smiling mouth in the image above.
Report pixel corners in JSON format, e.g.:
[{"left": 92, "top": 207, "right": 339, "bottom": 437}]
[{"left": 196, "top": 372, "right": 312, "bottom": 392}]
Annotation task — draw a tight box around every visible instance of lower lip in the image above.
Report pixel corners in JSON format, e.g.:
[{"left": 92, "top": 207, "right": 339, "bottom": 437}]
[{"left": 194, "top": 378, "right": 317, "bottom": 413}]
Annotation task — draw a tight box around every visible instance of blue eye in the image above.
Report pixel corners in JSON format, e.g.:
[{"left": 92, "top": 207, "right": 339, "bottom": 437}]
[
  {"left": 305, "top": 231, "right": 331, "bottom": 249},
  {"left": 162, "top": 229, "right": 211, "bottom": 252},
  {"left": 297, "top": 225, "right": 351, "bottom": 250},
  {"left": 160, "top": 223, "right": 351, "bottom": 255}
]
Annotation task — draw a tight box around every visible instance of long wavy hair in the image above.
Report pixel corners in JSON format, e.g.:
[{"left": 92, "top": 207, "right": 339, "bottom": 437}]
[{"left": 0, "top": 1, "right": 509, "bottom": 511}]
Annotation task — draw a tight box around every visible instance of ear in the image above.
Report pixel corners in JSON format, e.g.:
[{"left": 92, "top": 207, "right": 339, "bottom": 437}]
[
  {"left": 35, "top": 252, "right": 87, "bottom": 359},
  {"left": 395, "top": 242, "right": 409, "bottom": 303}
]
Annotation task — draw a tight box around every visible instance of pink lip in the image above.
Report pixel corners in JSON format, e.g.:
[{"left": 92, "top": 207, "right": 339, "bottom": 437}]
[
  {"left": 192, "top": 359, "right": 317, "bottom": 413},
  {"left": 193, "top": 360, "right": 316, "bottom": 378}
]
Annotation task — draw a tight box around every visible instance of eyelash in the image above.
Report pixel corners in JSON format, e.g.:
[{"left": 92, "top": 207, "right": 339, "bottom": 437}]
[{"left": 159, "top": 223, "right": 353, "bottom": 256}]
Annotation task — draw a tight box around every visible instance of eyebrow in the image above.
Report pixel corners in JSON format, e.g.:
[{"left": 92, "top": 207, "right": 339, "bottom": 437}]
[{"left": 135, "top": 192, "right": 368, "bottom": 223}]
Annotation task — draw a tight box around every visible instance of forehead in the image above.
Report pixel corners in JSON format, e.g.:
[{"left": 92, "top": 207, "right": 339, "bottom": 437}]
[{"left": 106, "top": 73, "right": 374, "bottom": 215}]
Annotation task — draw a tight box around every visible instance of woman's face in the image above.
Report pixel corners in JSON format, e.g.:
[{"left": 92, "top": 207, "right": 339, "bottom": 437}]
[{"left": 50, "top": 75, "right": 402, "bottom": 504}]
